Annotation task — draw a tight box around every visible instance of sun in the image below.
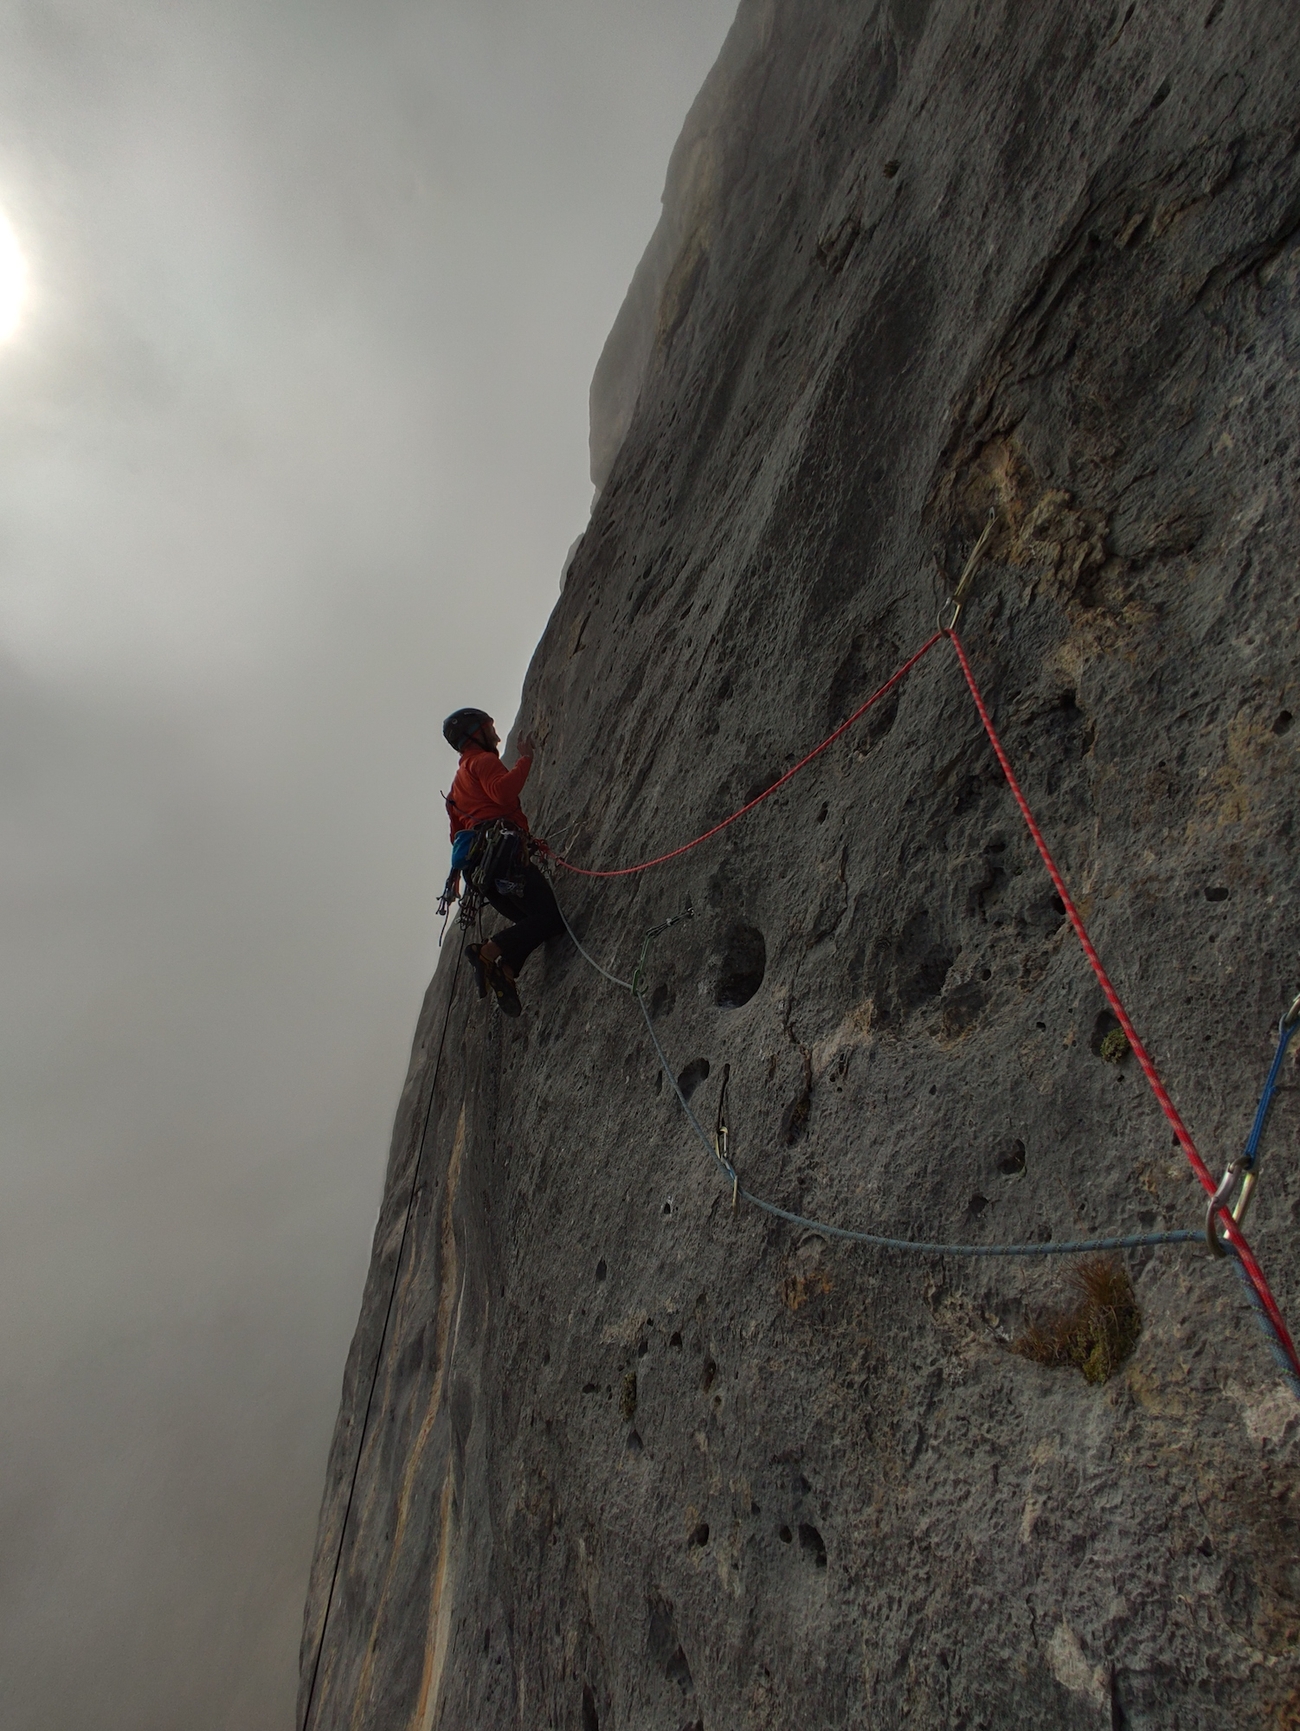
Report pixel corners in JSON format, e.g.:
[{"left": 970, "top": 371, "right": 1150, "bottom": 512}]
[{"left": 0, "top": 208, "right": 28, "bottom": 342}]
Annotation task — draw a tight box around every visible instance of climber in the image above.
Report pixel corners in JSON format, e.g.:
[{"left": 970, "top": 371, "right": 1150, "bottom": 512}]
[{"left": 442, "top": 707, "right": 564, "bottom": 1017}]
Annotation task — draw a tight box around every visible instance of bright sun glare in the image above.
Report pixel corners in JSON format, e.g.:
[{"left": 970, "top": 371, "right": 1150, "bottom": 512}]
[{"left": 0, "top": 207, "right": 29, "bottom": 342}]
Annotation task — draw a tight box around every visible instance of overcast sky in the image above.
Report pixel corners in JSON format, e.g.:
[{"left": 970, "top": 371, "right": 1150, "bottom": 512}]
[{"left": 0, "top": 4, "right": 736, "bottom": 1725}]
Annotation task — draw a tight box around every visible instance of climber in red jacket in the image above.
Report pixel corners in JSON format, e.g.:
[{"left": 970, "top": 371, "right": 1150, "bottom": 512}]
[{"left": 442, "top": 707, "right": 564, "bottom": 1016}]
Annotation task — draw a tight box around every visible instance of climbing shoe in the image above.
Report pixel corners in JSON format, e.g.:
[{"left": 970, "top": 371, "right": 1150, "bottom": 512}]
[
  {"left": 465, "top": 943, "right": 488, "bottom": 1000},
  {"left": 485, "top": 956, "right": 522, "bottom": 1018}
]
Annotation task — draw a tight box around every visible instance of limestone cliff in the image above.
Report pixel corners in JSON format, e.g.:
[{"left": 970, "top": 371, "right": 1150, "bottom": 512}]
[{"left": 300, "top": 4, "right": 1300, "bottom": 1726}]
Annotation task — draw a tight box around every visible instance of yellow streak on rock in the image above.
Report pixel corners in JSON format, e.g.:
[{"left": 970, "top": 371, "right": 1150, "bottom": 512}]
[
  {"left": 410, "top": 1464, "right": 457, "bottom": 1731},
  {"left": 348, "top": 1105, "right": 466, "bottom": 1730}
]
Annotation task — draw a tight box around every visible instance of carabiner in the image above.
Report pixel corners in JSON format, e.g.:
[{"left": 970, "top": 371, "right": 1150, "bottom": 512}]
[
  {"left": 937, "top": 507, "right": 997, "bottom": 635},
  {"left": 1206, "top": 1159, "right": 1248, "bottom": 1257},
  {"left": 630, "top": 901, "right": 695, "bottom": 998}
]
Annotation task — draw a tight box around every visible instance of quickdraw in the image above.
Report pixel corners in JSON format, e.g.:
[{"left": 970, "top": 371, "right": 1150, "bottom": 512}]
[{"left": 1207, "top": 991, "right": 1300, "bottom": 1255}]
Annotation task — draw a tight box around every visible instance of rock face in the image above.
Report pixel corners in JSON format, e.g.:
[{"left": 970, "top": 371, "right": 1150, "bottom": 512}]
[{"left": 300, "top": 4, "right": 1300, "bottom": 1727}]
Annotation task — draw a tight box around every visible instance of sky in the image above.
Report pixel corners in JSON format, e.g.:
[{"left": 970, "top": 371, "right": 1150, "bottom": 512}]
[{"left": 0, "top": 3, "right": 737, "bottom": 1726}]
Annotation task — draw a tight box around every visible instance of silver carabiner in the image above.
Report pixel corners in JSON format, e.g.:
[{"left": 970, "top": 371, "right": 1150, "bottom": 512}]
[{"left": 1206, "top": 1159, "right": 1248, "bottom": 1256}]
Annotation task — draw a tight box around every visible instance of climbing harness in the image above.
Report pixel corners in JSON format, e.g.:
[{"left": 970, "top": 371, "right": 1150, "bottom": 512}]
[
  {"left": 439, "top": 819, "right": 530, "bottom": 929},
  {"left": 300, "top": 946, "right": 465, "bottom": 1731},
  {"left": 544, "top": 603, "right": 1300, "bottom": 1398},
  {"left": 1206, "top": 992, "right": 1300, "bottom": 1254}
]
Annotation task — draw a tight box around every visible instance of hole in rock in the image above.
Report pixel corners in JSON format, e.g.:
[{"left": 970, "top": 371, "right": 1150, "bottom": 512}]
[
  {"left": 582, "top": 1683, "right": 600, "bottom": 1731},
  {"left": 715, "top": 924, "right": 766, "bottom": 1008},
  {"left": 595, "top": 1259, "right": 607, "bottom": 1281},
  {"left": 677, "top": 1058, "right": 710, "bottom": 1101},
  {"left": 670, "top": 1331, "right": 683, "bottom": 1350},
  {"left": 690, "top": 1521, "right": 710, "bottom": 1547},
  {"left": 816, "top": 801, "right": 829, "bottom": 824},
  {"left": 778, "top": 1524, "right": 793, "bottom": 1543},
  {"left": 637, "top": 1339, "right": 649, "bottom": 1358},
  {"left": 701, "top": 1359, "right": 717, "bottom": 1392},
  {"left": 968, "top": 1194, "right": 989, "bottom": 1217},
  {"left": 662, "top": 1201, "right": 673, "bottom": 1216},
  {"left": 582, "top": 1382, "right": 598, "bottom": 1394},
  {"left": 1203, "top": 886, "right": 1229, "bottom": 903},
  {"left": 626, "top": 1430, "right": 643, "bottom": 1454},
  {"left": 940, "top": 979, "right": 987, "bottom": 1038},
  {"left": 998, "top": 1139, "right": 1027, "bottom": 1176},
  {"left": 1273, "top": 710, "right": 1294, "bottom": 736},
  {"left": 798, "top": 1523, "right": 828, "bottom": 1567}
]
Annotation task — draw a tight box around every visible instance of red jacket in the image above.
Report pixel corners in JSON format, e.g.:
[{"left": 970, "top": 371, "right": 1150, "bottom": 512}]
[{"left": 446, "top": 745, "right": 533, "bottom": 839}]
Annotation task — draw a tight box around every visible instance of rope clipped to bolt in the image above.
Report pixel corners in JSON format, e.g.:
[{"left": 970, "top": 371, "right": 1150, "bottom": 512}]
[{"left": 546, "top": 521, "right": 1300, "bottom": 1396}]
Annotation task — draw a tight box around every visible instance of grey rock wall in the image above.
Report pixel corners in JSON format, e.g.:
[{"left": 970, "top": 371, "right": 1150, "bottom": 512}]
[{"left": 301, "top": 3, "right": 1300, "bottom": 1727}]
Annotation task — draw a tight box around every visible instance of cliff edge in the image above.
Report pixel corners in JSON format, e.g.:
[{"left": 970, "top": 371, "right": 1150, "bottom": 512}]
[{"left": 301, "top": 4, "right": 1300, "bottom": 1726}]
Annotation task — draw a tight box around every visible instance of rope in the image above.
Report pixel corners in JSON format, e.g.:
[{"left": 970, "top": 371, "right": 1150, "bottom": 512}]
[
  {"left": 946, "top": 628, "right": 1300, "bottom": 1388},
  {"left": 1218, "top": 1009, "right": 1300, "bottom": 1401},
  {"left": 633, "top": 983, "right": 1199, "bottom": 1257},
  {"left": 550, "top": 880, "right": 1199, "bottom": 1260},
  {"left": 551, "top": 892, "right": 633, "bottom": 990},
  {"left": 300, "top": 945, "right": 464, "bottom": 1731},
  {"left": 542, "top": 632, "right": 943, "bottom": 878},
  {"left": 1227, "top": 1250, "right": 1300, "bottom": 1403},
  {"left": 1242, "top": 1009, "right": 1300, "bottom": 1172}
]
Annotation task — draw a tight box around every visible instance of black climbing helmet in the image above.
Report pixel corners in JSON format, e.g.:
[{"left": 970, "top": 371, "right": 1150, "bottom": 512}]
[{"left": 442, "top": 707, "right": 493, "bottom": 750}]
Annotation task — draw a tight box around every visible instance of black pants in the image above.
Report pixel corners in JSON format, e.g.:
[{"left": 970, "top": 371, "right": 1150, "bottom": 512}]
[{"left": 484, "top": 864, "right": 565, "bottom": 976}]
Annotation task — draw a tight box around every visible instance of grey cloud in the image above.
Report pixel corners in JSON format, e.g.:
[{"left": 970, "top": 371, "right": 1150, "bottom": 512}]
[{"left": 0, "top": 3, "right": 736, "bottom": 1726}]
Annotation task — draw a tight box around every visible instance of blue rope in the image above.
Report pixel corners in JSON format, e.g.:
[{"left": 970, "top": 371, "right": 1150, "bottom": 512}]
[
  {"left": 1227, "top": 1250, "right": 1300, "bottom": 1403},
  {"left": 555, "top": 885, "right": 1300, "bottom": 1390},
  {"left": 631, "top": 967, "right": 1198, "bottom": 1260},
  {"left": 1241, "top": 1012, "right": 1299, "bottom": 1171},
  {"left": 1219, "top": 1008, "right": 1300, "bottom": 1400},
  {"left": 552, "top": 891, "right": 633, "bottom": 991},
  {"left": 552, "top": 886, "right": 1202, "bottom": 1261}
]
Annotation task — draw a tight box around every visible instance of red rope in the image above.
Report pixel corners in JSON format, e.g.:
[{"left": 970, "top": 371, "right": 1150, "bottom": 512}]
[
  {"left": 543, "top": 631, "right": 943, "bottom": 878},
  {"left": 947, "top": 628, "right": 1300, "bottom": 1379}
]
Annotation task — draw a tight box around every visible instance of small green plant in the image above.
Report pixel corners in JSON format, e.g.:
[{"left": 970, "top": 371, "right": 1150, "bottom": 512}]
[
  {"left": 619, "top": 1371, "right": 638, "bottom": 1422},
  {"left": 1013, "top": 1257, "right": 1141, "bottom": 1385},
  {"left": 1100, "top": 1027, "right": 1129, "bottom": 1064}
]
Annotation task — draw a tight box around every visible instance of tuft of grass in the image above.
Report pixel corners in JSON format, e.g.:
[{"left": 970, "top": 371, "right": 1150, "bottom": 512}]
[
  {"left": 619, "top": 1371, "right": 638, "bottom": 1422},
  {"left": 1013, "top": 1256, "right": 1141, "bottom": 1385},
  {"left": 1100, "top": 1027, "right": 1129, "bottom": 1064}
]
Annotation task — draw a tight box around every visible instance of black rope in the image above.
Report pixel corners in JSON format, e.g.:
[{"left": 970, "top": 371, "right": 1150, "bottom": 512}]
[{"left": 300, "top": 944, "right": 464, "bottom": 1731}]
